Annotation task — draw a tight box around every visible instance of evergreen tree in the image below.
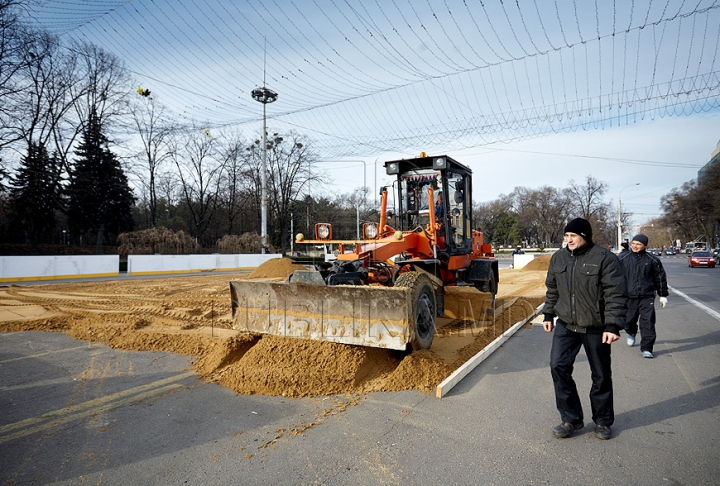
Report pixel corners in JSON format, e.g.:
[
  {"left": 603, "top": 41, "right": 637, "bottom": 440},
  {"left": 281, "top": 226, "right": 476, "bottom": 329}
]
[
  {"left": 8, "top": 142, "right": 63, "bottom": 247},
  {"left": 67, "top": 109, "right": 135, "bottom": 250}
]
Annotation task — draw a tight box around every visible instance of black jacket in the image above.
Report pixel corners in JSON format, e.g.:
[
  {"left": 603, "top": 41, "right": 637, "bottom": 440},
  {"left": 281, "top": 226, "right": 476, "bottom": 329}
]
[
  {"left": 618, "top": 250, "right": 669, "bottom": 298},
  {"left": 543, "top": 242, "right": 627, "bottom": 335}
]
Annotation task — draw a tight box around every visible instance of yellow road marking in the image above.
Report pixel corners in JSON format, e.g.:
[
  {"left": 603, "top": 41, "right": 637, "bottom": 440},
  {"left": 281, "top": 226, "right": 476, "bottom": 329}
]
[
  {"left": 0, "top": 371, "right": 196, "bottom": 443},
  {"left": 0, "top": 384, "right": 183, "bottom": 444},
  {"left": 0, "top": 345, "right": 90, "bottom": 363}
]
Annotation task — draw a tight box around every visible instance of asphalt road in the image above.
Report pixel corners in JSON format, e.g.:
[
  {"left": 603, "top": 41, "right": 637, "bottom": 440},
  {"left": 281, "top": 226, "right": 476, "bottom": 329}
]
[{"left": 1, "top": 255, "right": 718, "bottom": 485}]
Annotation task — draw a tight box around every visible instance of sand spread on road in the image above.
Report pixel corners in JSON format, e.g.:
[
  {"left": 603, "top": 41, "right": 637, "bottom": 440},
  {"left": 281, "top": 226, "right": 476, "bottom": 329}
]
[{"left": 0, "top": 257, "right": 549, "bottom": 397}]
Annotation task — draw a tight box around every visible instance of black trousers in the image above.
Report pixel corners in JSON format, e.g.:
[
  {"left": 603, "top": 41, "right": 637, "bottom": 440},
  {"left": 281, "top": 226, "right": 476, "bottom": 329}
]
[
  {"left": 625, "top": 297, "right": 657, "bottom": 353},
  {"left": 550, "top": 321, "right": 614, "bottom": 427}
]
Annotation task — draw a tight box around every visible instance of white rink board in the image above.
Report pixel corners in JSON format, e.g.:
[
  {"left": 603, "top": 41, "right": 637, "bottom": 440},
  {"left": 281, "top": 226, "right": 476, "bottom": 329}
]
[
  {"left": 0, "top": 255, "right": 119, "bottom": 282},
  {"left": 127, "top": 254, "right": 282, "bottom": 275},
  {"left": 512, "top": 254, "right": 536, "bottom": 269}
]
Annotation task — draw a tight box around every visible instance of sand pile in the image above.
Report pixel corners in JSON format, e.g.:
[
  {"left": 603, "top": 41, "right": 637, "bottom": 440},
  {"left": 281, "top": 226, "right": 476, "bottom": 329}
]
[
  {"left": 522, "top": 254, "right": 552, "bottom": 271},
  {"left": 246, "top": 258, "right": 308, "bottom": 279},
  {"left": 0, "top": 258, "right": 549, "bottom": 398}
]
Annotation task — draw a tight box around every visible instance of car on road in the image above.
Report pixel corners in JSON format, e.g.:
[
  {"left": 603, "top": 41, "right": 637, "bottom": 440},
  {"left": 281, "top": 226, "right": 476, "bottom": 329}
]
[
  {"left": 648, "top": 248, "right": 661, "bottom": 256},
  {"left": 688, "top": 251, "right": 716, "bottom": 268},
  {"left": 664, "top": 248, "right": 676, "bottom": 256}
]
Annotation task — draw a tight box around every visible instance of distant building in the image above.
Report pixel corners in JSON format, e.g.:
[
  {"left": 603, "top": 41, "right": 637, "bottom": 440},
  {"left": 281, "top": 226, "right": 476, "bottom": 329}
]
[{"left": 698, "top": 139, "right": 720, "bottom": 183}]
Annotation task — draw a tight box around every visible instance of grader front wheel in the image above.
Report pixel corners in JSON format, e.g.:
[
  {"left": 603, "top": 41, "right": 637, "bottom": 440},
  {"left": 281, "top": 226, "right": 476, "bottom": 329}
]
[{"left": 394, "top": 272, "right": 436, "bottom": 350}]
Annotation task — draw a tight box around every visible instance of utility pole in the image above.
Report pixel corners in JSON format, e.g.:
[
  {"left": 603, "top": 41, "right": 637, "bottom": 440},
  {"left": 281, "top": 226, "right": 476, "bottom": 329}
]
[{"left": 251, "top": 41, "right": 278, "bottom": 254}]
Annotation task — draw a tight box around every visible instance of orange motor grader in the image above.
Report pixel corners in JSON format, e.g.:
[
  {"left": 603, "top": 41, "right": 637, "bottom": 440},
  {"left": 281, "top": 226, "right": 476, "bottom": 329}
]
[{"left": 230, "top": 154, "right": 498, "bottom": 351}]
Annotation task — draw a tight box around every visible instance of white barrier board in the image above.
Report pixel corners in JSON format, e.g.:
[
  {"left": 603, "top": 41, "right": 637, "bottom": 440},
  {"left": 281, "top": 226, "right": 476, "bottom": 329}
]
[
  {"left": 127, "top": 254, "right": 282, "bottom": 276},
  {"left": 513, "top": 254, "right": 536, "bottom": 269},
  {"left": 0, "top": 255, "right": 119, "bottom": 282}
]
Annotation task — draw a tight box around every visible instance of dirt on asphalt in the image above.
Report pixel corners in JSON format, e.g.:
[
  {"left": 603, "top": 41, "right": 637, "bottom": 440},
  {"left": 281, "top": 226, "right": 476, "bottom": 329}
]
[{"left": 0, "top": 257, "right": 550, "bottom": 398}]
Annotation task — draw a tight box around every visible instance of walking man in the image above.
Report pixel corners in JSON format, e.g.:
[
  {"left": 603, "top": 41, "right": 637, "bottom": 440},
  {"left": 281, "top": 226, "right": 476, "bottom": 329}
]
[
  {"left": 618, "top": 234, "right": 669, "bottom": 359},
  {"left": 542, "top": 218, "right": 627, "bottom": 440}
]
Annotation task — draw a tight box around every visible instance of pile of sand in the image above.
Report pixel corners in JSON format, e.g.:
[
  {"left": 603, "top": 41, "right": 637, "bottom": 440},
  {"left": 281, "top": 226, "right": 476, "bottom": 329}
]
[
  {"left": 0, "top": 258, "right": 548, "bottom": 398},
  {"left": 246, "top": 258, "right": 308, "bottom": 279},
  {"left": 522, "top": 254, "right": 552, "bottom": 271}
]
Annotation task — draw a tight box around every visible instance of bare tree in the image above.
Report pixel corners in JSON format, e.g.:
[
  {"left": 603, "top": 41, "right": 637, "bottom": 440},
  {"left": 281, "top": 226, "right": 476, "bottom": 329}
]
[
  {"left": 565, "top": 175, "right": 610, "bottom": 222},
  {"left": 216, "top": 133, "right": 253, "bottom": 235},
  {"left": 170, "top": 127, "right": 224, "bottom": 244},
  {"left": 661, "top": 169, "right": 718, "bottom": 244},
  {"left": 8, "top": 32, "right": 84, "bottom": 156},
  {"left": 155, "top": 171, "right": 181, "bottom": 228},
  {"left": 513, "top": 186, "right": 569, "bottom": 247},
  {"left": 511, "top": 187, "right": 538, "bottom": 245},
  {"left": 52, "top": 39, "right": 129, "bottom": 170},
  {"left": 0, "top": 1, "right": 30, "bottom": 152},
  {"left": 246, "top": 131, "right": 320, "bottom": 253},
  {"left": 473, "top": 195, "right": 516, "bottom": 247},
  {"left": 129, "top": 95, "right": 174, "bottom": 227}
]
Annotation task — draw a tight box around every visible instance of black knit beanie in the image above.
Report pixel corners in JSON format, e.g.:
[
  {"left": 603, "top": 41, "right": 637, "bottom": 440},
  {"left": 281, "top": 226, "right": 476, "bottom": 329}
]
[
  {"left": 564, "top": 218, "right": 593, "bottom": 242},
  {"left": 632, "top": 234, "right": 649, "bottom": 246}
]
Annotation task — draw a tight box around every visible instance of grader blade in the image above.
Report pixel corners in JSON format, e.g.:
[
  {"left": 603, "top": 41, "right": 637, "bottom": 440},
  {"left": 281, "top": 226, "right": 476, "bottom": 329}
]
[{"left": 229, "top": 280, "right": 413, "bottom": 350}]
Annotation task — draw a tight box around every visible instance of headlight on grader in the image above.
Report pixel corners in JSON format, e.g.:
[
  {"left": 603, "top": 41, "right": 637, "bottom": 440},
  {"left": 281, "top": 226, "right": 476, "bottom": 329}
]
[
  {"left": 315, "top": 223, "right": 332, "bottom": 241},
  {"left": 362, "top": 223, "right": 378, "bottom": 239},
  {"left": 386, "top": 162, "right": 399, "bottom": 175}
]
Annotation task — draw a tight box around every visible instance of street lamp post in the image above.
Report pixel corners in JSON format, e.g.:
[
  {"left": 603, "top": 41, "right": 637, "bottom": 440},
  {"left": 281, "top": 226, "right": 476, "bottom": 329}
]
[
  {"left": 252, "top": 86, "right": 278, "bottom": 254},
  {"left": 617, "top": 183, "right": 640, "bottom": 251}
]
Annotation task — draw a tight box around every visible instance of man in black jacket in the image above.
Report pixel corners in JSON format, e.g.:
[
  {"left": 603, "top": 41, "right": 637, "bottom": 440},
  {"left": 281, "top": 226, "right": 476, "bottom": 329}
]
[
  {"left": 618, "top": 234, "right": 669, "bottom": 359},
  {"left": 543, "top": 218, "right": 628, "bottom": 440}
]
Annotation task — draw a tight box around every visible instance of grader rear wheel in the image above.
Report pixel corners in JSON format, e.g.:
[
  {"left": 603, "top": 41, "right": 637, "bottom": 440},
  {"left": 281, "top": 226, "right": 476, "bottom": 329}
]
[{"left": 394, "top": 271, "right": 436, "bottom": 350}]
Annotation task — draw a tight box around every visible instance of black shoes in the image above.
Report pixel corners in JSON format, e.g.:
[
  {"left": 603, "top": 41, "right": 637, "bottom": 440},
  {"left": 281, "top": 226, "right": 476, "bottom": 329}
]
[
  {"left": 552, "top": 421, "right": 584, "bottom": 438},
  {"left": 553, "top": 422, "right": 612, "bottom": 439},
  {"left": 595, "top": 425, "right": 612, "bottom": 440}
]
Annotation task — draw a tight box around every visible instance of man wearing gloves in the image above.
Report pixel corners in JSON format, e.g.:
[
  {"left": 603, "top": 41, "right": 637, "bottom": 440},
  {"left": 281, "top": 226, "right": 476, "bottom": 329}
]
[
  {"left": 543, "top": 218, "right": 627, "bottom": 440},
  {"left": 618, "top": 234, "right": 669, "bottom": 359}
]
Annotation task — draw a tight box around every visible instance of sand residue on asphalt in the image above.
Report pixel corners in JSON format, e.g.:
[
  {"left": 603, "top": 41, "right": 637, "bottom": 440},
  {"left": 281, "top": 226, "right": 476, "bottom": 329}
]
[{"left": 0, "top": 257, "right": 549, "bottom": 398}]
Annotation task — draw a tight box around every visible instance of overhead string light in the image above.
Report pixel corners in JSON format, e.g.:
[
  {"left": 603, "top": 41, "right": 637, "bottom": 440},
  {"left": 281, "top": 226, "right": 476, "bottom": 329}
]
[{"left": 14, "top": 0, "right": 720, "bottom": 158}]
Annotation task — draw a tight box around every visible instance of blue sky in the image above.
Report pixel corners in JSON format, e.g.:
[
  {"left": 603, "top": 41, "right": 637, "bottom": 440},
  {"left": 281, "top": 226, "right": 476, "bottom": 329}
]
[
  {"left": 338, "top": 112, "right": 720, "bottom": 227},
  {"left": 20, "top": 0, "right": 720, "bottom": 225}
]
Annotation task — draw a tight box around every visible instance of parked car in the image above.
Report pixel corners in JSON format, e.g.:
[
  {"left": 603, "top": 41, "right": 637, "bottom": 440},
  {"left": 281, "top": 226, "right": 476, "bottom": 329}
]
[
  {"left": 648, "top": 248, "right": 661, "bottom": 256},
  {"left": 664, "top": 248, "right": 676, "bottom": 256},
  {"left": 688, "top": 251, "right": 716, "bottom": 268}
]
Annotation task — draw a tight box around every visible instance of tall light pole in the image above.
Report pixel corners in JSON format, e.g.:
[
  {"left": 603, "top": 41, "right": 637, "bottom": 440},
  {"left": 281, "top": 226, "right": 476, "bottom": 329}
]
[
  {"left": 251, "top": 86, "right": 278, "bottom": 253},
  {"left": 617, "top": 182, "right": 639, "bottom": 251}
]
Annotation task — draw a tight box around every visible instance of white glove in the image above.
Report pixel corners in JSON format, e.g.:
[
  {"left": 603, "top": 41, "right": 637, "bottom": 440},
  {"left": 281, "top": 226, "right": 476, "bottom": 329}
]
[{"left": 659, "top": 297, "right": 667, "bottom": 308}]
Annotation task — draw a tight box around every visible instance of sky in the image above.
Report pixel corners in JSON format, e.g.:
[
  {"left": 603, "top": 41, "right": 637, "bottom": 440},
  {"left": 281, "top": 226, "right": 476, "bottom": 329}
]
[
  {"left": 326, "top": 112, "right": 720, "bottom": 228},
  {"left": 19, "top": 0, "right": 720, "bottom": 227}
]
